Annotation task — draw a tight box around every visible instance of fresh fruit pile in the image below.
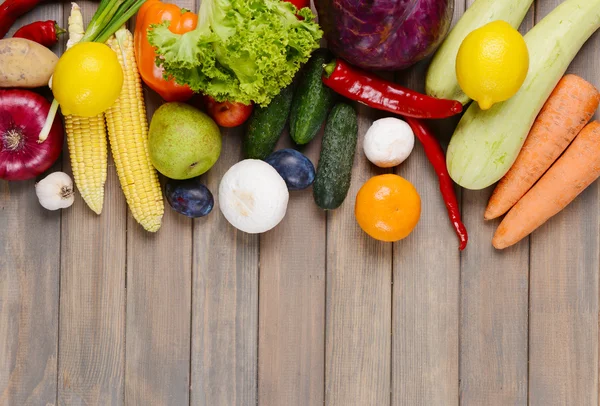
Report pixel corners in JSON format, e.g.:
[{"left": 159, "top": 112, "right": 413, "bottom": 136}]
[{"left": 1, "top": 0, "right": 599, "bottom": 251}]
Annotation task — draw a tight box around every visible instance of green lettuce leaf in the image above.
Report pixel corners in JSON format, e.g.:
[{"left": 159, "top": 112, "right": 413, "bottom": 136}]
[{"left": 148, "top": 0, "right": 322, "bottom": 106}]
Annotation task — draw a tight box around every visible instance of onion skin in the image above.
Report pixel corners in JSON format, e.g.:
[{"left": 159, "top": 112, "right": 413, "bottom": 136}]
[
  {"left": 314, "top": 0, "right": 454, "bottom": 71},
  {"left": 0, "top": 89, "right": 63, "bottom": 181}
]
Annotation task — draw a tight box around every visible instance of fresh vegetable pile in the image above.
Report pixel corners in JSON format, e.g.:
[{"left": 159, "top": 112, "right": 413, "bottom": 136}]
[{"left": 2, "top": 0, "right": 600, "bottom": 252}]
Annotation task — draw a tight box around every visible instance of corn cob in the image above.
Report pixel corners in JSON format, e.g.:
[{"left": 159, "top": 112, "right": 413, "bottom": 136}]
[
  {"left": 64, "top": 3, "right": 107, "bottom": 214},
  {"left": 105, "top": 27, "right": 164, "bottom": 232}
]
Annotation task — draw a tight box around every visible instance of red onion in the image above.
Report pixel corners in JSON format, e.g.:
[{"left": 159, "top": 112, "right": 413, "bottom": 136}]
[{"left": 0, "top": 89, "right": 63, "bottom": 181}]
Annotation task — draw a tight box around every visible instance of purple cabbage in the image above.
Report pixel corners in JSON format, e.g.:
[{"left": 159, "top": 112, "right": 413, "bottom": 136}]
[{"left": 315, "top": 0, "right": 454, "bottom": 70}]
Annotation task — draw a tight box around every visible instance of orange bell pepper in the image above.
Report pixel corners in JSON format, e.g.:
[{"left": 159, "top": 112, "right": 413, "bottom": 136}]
[{"left": 134, "top": 0, "right": 197, "bottom": 102}]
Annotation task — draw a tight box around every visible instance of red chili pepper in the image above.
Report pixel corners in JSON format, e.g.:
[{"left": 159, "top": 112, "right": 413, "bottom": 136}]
[
  {"left": 322, "top": 59, "right": 463, "bottom": 119},
  {"left": 13, "top": 20, "right": 65, "bottom": 47},
  {"left": 404, "top": 116, "right": 468, "bottom": 251},
  {"left": 0, "top": 0, "right": 48, "bottom": 39}
]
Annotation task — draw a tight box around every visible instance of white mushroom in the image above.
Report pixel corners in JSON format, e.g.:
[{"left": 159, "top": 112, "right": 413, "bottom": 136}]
[
  {"left": 219, "top": 159, "right": 289, "bottom": 234},
  {"left": 363, "top": 117, "right": 415, "bottom": 168}
]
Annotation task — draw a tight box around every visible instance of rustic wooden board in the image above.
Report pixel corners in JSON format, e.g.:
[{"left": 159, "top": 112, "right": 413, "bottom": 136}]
[
  {"left": 528, "top": 1, "right": 600, "bottom": 404},
  {"left": 123, "top": 89, "right": 193, "bottom": 405},
  {"left": 3, "top": 0, "right": 600, "bottom": 405},
  {"left": 0, "top": 154, "right": 61, "bottom": 405},
  {"left": 324, "top": 104, "right": 393, "bottom": 406},
  {"left": 56, "top": 3, "right": 127, "bottom": 405},
  {"left": 391, "top": 2, "right": 464, "bottom": 402},
  {"left": 458, "top": 2, "right": 533, "bottom": 405},
  {"left": 258, "top": 131, "right": 326, "bottom": 406},
  {"left": 190, "top": 125, "right": 259, "bottom": 406},
  {"left": 0, "top": 4, "right": 63, "bottom": 405}
]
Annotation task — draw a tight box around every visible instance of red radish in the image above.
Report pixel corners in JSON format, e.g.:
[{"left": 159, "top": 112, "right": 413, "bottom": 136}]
[
  {"left": 204, "top": 96, "right": 253, "bottom": 128},
  {"left": 0, "top": 89, "right": 63, "bottom": 181}
]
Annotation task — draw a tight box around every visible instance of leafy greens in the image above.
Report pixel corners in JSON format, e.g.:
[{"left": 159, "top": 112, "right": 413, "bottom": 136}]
[{"left": 148, "top": 0, "right": 322, "bottom": 106}]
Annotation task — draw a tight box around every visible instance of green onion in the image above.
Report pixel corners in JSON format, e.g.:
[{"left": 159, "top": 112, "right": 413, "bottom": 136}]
[{"left": 80, "top": 0, "right": 147, "bottom": 43}]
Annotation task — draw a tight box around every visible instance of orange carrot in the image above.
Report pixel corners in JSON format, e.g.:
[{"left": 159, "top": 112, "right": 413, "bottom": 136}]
[
  {"left": 493, "top": 121, "right": 600, "bottom": 249},
  {"left": 485, "top": 74, "right": 600, "bottom": 220}
]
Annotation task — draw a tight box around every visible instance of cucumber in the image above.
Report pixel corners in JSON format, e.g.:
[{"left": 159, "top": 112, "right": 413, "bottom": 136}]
[
  {"left": 290, "top": 49, "right": 335, "bottom": 145},
  {"left": 425, "top": 0, "right": 534, "bottom": 105},
  {"left": 243, "top": 84, "right": 294, "bottom": 160},
  {"left": 313, "top": 103, "right": 358, "bottom": 210}
]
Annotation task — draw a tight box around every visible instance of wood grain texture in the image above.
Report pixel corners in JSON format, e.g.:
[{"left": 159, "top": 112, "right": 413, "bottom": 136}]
[
  {"left": 191, "top": 125, "right": 259, "bottom": 406},
  {"left": 123, "top": 86, "right": 193, "bottom": 405},
  {"left": 0, "top": 3, "right": 63, "bottom": 405},
  {"left": 258, "top": 131, "right": 326, "bottom": 406},
  {"left": 458, "top": 3, "right": 534, "bottom": 405},
  {"left": 0, "top": 160, "right": 61, "bottom": 406},
  {"left": 56, "top": 3, "right": 127, "bottom": 406},
  {"left": 391, "top": 1, "right": 464, "bottom": 399},
  {"left": 58, "top": 156, "right": 126, "bottom": 406},
  {"left": 324, "top": 104, "right": 392, "bottom": 406},
  {"left": 528, "top": 1, "right": 600, "bottom": 404}
]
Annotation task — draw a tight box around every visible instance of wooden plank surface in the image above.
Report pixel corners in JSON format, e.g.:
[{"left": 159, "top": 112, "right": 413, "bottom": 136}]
[
  {"left": 258, "top": 133, "right": 326, "bottom": 406},
  {"left": 528, "top": 1, "right": 600, "bottom": 404},
  {"left": 190, "top": 125, "right": 259, "bottom": 406},
  {"left": 0, "top": 4, "right": 63, "bottom": 405},
  {"left": 3, "top": 0, "right": 600, "bottom": 405},
  {"left": 123, "top": 91, "right": 193, "bottom": 405},
  {"left": 458, "top": 2, "right": 534, "bottom": 405},
  {"left": 324, "top": 104, "right": 393, "bottom": 406},
  {"left": 56, "top": 3, "right": 127, "bottom": 405},
  {"left": 392, "top": 112, "right": 461, "bottom": 405},
  {"left": 391, "top": 2, "right": 464, "bottom": 402}
]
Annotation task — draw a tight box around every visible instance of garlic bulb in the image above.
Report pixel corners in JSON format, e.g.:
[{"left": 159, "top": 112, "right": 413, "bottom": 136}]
[{"left": 35, "top": 172, "right": 75, "bottom": 210}]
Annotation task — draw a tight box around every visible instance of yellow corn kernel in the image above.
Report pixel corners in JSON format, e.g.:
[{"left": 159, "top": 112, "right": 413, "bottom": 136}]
[
  {"left": 105, "top": 28, "right": 164, "bottom": 232},
  {"left": 65, "top": 114, "right": 107, "bottom": 214},
  {"left": 64, "top": 2, "right": 107, "bottom": 215}
]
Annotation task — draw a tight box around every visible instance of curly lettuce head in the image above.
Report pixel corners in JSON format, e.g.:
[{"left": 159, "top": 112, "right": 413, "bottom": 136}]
[{"left": 148, "top": 0, "right": 322, "bottom": 106}]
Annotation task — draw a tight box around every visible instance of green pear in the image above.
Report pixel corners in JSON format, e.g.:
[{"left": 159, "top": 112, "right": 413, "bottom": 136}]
[{"left": 149, "top": 102, "right": 222, "bottom": 180}]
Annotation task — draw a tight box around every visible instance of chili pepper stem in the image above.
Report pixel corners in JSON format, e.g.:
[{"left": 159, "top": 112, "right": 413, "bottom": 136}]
[
  {"left": 323, "top": 61, "right": 336, "bottom": 77},
  {"left": 55, "top": 23, "right": 66, "bottom": 36}
]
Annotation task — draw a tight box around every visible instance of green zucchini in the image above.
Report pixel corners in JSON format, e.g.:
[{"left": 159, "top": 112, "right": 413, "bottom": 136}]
[
  {"left": 290, "top": 49, "right": 335, "bottom": 145},
  {"left": 447, "top": 0, "right": 600, "bottom": 190},
  {"left": 425, "top": 0, "right": 534, "bottom": 105},
  {"left": 243, "top": 84, "right": 294, "bottom": 160},
  {"left": 313, "top": 103, "right": 358, "bottom": 210}
]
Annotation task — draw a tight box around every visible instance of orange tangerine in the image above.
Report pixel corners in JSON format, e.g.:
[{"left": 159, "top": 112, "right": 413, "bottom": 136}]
[{"left": 355, "top": 174, "right": 421, "bottom": 242}]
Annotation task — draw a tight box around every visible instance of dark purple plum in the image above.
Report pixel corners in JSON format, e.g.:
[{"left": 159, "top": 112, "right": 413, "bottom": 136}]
[
  {"left": 265, "top": 149, "right": 316, "bottom": 191},
  {"left": 165, "top": 177, "right": 214, "bottom": 218},
  {"left": 314, "top": 0, "right": 454, "bottom": 70}
]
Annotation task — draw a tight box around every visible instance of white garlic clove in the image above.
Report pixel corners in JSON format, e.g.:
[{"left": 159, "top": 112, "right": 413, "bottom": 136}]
[{"left": 35, "top": 171, "right": 75, "bottom": 211}]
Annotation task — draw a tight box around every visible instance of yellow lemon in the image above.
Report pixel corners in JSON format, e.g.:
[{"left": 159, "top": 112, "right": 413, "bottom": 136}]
[
  {"left": 52, "top": 42, "right": 123, "bottom": 117},
  {"left": 456, "top": 20, "right": 529, "bottom": 110}
]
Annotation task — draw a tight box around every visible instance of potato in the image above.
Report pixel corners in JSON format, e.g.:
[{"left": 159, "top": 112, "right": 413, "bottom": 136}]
[{"left": 0, "top": 38, "right": 58, "bottom": 88}]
